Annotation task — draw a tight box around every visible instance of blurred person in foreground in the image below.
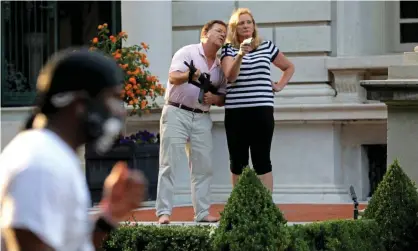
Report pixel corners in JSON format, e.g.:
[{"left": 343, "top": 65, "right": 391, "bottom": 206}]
[{"left": 0, "top": 49, "right": 147, "bottom": 251}]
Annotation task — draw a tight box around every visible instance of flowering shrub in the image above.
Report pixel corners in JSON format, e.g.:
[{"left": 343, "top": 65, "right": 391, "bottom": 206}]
[
  {"left": 90, "top": 23, "right": 165, "bottom": 115},
  {"left": 118, "top": 130, "right": 159, "bottom": 145}
]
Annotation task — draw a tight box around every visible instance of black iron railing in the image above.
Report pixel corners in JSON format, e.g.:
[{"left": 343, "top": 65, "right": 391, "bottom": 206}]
[
  {"left": 1, "top": 1, "right": 58, "bottom": 107},
  {"left": 1, "top": 1, "right": 122, "bottom": 108}
]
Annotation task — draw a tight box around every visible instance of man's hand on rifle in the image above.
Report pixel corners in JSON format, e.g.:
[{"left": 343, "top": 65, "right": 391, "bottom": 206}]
[
  {"left": 191, "top": 68, "right": 201, "bottom": 82},
  {"left": 183, "top": 60, "right": 201, "bottom": 83},
  {"left": 203, "top": 92, "right": 218, "bottom": 105}
]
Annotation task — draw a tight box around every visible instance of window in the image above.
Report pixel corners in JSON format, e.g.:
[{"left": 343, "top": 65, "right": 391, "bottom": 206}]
[
  {"left": 1, "top": 1, "right": 121, "bottom": 108},
  {"left": 394, "top": 1, "right": 418, "bottom": 52}
]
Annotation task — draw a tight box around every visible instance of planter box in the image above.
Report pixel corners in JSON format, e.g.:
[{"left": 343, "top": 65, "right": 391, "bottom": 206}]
[{"left": 85, "top": 142, "right": 159, "bottom": 206}]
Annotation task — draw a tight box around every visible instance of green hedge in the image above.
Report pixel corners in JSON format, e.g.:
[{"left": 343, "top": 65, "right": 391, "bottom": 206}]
[
  {"left": 102, "top": 219, "right": 384, "bottom": 251},
  {"left": 102, "top": 160, "right": 418, "bottom": 251},
  {"left": 102, "top": 225, "right": 214, "bottom": 251},
  {"left": 286, "top": 220, "right": 384, "bottom": 251}
]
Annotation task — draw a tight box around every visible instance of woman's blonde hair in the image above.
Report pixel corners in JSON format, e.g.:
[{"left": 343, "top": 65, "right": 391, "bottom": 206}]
[{"left": 226, "top": 8, "right": 262, "bottom": 49}]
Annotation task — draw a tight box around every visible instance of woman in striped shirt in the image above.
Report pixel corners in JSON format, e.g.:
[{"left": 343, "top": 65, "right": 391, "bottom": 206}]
[{"left": 220, "top": 8, "right": 295, "bottom": 193}]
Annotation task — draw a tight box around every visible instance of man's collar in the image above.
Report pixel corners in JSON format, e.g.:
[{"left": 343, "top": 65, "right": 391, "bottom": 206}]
[{"left": 198, "top": 43, "right": 221, "bottom": 67}]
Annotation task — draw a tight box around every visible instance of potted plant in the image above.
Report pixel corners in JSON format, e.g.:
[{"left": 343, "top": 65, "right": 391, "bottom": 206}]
[
  {"left": 85, "top": 23, "right": 164, "bottom": 205},
  {"left": 89, "top": 23, "right": 165, "bottom": 116},
  {"left": 85, "top": 130, "right": 160, "bottom": 205}
]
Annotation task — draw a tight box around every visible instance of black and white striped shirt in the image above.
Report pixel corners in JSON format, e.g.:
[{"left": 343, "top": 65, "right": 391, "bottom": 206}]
[{"left": 220, "top": 40, "right": 279, "bottom": 109}]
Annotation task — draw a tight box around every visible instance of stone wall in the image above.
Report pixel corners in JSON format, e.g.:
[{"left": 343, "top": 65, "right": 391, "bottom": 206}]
[{"left": 172, "top": 1, "right": 331, "bottom": 85}]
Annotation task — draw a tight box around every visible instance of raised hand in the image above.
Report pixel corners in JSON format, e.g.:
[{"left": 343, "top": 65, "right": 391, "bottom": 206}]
[
  {"left": 192, "top": 69, "right": 201, "bottom": 82},
  {"left": 184, "top": 60, "right": 201, "bottom": 82},
  {"left": 238, "top": 37, "right": 253, "bottom": 56},
  {"left": 100, "top": 161, "right": 148, "bottom": 222}
]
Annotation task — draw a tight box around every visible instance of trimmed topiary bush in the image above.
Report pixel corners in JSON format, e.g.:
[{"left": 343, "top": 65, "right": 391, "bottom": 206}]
[
  {"left": 364, "top": 159, "right": 418, "bottom": 251},
  {"left": 212, "top": 167, "right": 289, "bottom": 251}
]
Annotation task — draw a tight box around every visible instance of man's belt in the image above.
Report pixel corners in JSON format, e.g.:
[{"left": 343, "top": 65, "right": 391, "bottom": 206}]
[{"left": 167, "top": 101, "right": 209, "bottom": 114}]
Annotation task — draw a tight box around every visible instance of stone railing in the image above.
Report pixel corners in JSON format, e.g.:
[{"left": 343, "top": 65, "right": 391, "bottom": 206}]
[{"left": 361, "top": 51, "right": 418, "bottom": 185}]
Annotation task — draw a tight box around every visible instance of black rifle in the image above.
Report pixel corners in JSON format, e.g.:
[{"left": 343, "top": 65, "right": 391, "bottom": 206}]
[{"left": 184, "top": 60, "right": 220, "bottom": 104}]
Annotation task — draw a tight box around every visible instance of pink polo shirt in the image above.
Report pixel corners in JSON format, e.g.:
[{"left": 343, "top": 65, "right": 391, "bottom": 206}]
[{"left": 164, "top": 43, "right": 227, "bottom": 111}]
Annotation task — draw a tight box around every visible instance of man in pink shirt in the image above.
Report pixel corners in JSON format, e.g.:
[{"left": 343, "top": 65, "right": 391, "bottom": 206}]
[{"left": 156, "top": 20, "right": 227, "bottom": 224}]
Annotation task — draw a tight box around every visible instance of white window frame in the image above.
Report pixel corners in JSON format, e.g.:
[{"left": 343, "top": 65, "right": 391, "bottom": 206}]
[{"left": 394, "top": 1, "right": 418, "bottom": 52}]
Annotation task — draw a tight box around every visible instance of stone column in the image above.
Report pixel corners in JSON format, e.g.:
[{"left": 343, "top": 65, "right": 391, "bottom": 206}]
[
  {"left": 121, "top": 1, "right": 172, "bottom": 87},
  {"left": 331, "top": 1, "right": 389, "bottom": 57},
  {"left": 361, "top": 52, "right": 418, "bottom": 184}
]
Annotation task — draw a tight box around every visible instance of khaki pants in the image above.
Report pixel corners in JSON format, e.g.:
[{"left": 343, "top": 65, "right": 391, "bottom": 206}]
[{"left": 156, "top": 105, "right": 213, "bottom": 221}]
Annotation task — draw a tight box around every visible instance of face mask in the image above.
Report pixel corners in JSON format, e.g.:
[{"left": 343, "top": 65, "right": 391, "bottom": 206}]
[{"left": 83, "top": 99, "right": 123, "bottom": 155}]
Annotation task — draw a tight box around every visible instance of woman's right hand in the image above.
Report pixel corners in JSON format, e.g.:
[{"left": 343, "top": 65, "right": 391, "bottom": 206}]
[{"left": 238, "top": 43, "right": 252, "bottom": 56}]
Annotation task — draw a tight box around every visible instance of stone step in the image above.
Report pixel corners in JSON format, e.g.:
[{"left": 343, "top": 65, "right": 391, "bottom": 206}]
[
  {"left": 90, "top": 203, "right": 367, "bottom": 223},
  {"left": 119, "top": 221, "right": 312, "bottom": 227}
]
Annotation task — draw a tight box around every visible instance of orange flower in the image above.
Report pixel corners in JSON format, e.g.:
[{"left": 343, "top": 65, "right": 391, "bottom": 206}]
[
  {"left": 138, "top": 53, "right": 145, "bottom": 60},
  {"left": 114, "top": 53, "right": 121, "bottom": 60},
  {"left": 132, "top": 68, "right": 140, "bottom": 75},
  {"left": 118, "top": 31, "right": 127, "bottom": 38},
  {"left": 141, "top": 42, "right": 149, "bottom": 50},
  {"left": 110, "top": 35, "right": 117, "bottom": 43},
  {"left": 129, "top": 77, "right": 136, "bottom": 85},
  {"left": 98, "top": 25, "right": 103, "bottom": 30},
  {"left": 92, "top": 37, "right": 98, "bottom": 44},
  {"left": 142, "top": 60, "right": 149, "bottom": 67},
  {"left": 119, "top": 64, "right": 128, "bottom": 70},
  {"left": 129, "top": 100, "right": 134, "bottom": 105},
  {"left": 103, "top": 23, "right": 108, "bottom": 28},
  {"left": 146, "top": 75, "right": 152, "bottom": 82},
  {"left": 140, "top": 100, "right": 147, "bottom": 109}
]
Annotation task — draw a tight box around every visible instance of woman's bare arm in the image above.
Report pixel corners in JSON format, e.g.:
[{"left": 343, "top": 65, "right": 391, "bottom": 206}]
[{"left": 272, "top": 52, "right": 295, "bottom": 91}]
